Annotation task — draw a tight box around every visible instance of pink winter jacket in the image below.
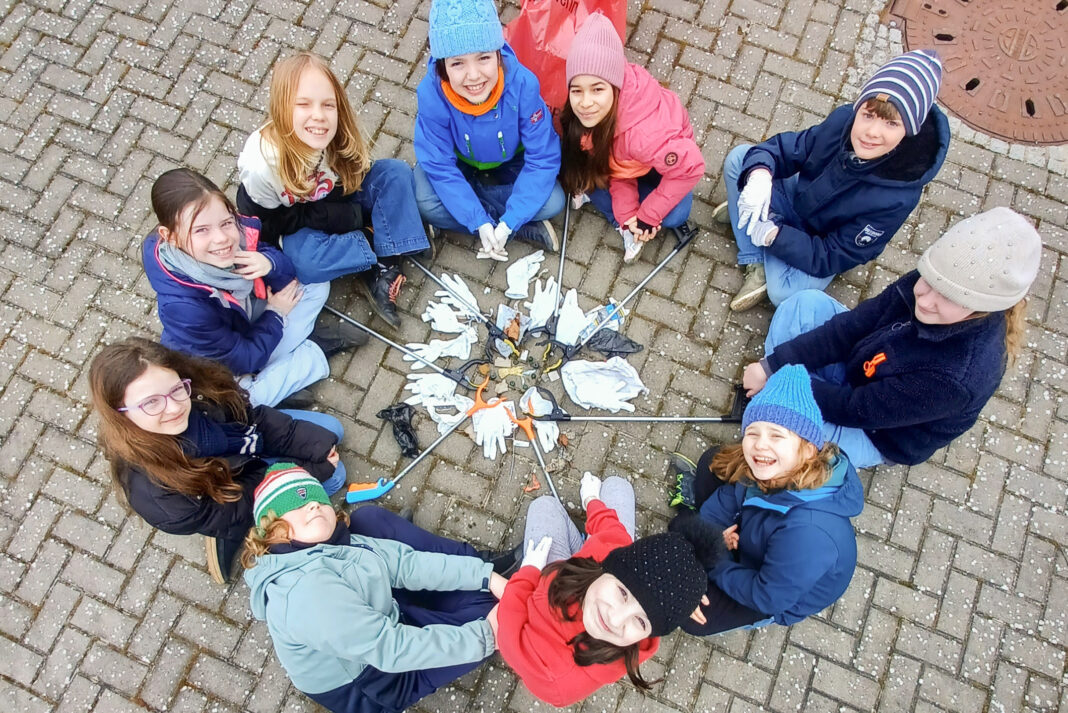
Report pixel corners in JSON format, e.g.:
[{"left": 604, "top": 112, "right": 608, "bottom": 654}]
[{"left": 609, "top": 63, "right": 705, "bottom": 227}]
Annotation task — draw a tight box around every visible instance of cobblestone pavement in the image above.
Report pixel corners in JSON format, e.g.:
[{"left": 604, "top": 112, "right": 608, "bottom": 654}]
[{"left": 1, "top": 0, "right": 1066, "bottom": 711}]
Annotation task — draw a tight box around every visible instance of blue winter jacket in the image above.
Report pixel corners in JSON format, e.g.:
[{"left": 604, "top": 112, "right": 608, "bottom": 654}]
[
  {"left": 142, "top": 216, "right": 296, "bottom": 375},
  {"left": 699, "top": 454, "right": 864, "bottom": 625},
  {"left": 414, "top": 44, "right": 561, "bottom": 232},
  {"left": 767, "top": 271, "right": 1008, "bottom": 465},
  {"left": 246, "top": 535, "right": 495, "bottom": 696},
  {"left": 741, "top": 104, "right": 950, "bottom": 277}
]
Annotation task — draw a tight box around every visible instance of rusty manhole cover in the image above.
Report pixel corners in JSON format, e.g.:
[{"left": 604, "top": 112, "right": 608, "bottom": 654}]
[{"left": 888, "top": 0, "right": 1068, "bottom": 145}]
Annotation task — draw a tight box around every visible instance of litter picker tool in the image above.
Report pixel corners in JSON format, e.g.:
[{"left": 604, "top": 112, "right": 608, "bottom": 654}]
[
  {"left": 507, "top": 411, "right": 560, "bottom": 502},
  {"left": 346, "top": 380, "right": 500, "bottom": 503},
  {"left": 324, "top": 305, "right": 487, "bottom": 389},
  {"left": 533, "top": 382, "right": 748, "bottom": 424}
]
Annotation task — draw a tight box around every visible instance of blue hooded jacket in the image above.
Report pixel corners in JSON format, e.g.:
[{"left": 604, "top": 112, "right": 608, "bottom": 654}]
[
  {"left": 740, "top": 104, "right": 950, "bottom": 277},
  {"left": 414, "top": 44, "right": 561, "bottom": 232},
  {"left": 698, "top": 454, "right": 864, "bottom": 625},
  {"left": 142, "top": 215, "right": 296, "bottom": 375}
]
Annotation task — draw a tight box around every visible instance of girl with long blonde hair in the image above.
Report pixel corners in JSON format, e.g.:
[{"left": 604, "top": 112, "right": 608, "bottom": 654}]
[{"left": 238, "top": 52, "right": 430, "bottom": 328}]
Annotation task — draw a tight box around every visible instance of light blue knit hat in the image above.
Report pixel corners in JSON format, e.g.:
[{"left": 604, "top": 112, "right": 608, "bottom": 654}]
[
  {"left": 428, "top": 0, "right": 504, "bottom": 60},
  {"left": 742, "top": 365, "right": 824, "bottom": 447},
  {"left": 854, "top": 49, "right": 942, "bottom": 135}
]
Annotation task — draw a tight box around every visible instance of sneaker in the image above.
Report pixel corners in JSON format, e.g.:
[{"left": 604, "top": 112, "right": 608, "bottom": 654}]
[
  {"left": 513, "top": 220, "right": 559, "bottom": 252},
  {"left": 671, "top": 220, "right": 699, "bottom": 246},
  {"left": 729, "top": 263, "right": 767, "bottom": 312},
  {"left": 276, "top": 387, "right": 315, "bottom": 410},
  {"left": 571, "top": 192, "right": 591, "bottom": 210},
  {"left": 309, "top": 316, "right": 369, "bottom": 357},
  {"left": 620, "top": 227, "right": 643, "bottom": 263},
  {"left": 711, "top": 201, "right": 731, "bottom": 225},
  {"left": 667, "top": 452, "right": 699, "bottom": 510},
  {"left": 359, "top": 263, "right": 405, "bottom": 328},
  {"left": 419, "top": 223, "right": 439, "bottom": 261},
  {"left": 204, "top": 535, "right": 242, "bottom": 584},
  {"left": 476, "top": 543, "right": 523, "bottom": 575}
]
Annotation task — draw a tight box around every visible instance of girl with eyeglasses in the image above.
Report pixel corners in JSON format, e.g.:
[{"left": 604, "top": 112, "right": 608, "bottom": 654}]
[{"left": 89, "top": 337, "right": 348, "bottom": 583}]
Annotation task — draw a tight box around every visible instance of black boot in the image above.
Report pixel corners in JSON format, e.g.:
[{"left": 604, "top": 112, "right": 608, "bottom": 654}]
[
  {"left": 359, "top": 263, "right": 405, "bottom": 328},
  {"left": 477, "top": 543, "right": 523, "bottom": 576},
  {"left": 310, "top": 316, "right": 369, "bottom": 357},
  {"left": 276, "top": 388, "right": 315, "bottom": 410}
]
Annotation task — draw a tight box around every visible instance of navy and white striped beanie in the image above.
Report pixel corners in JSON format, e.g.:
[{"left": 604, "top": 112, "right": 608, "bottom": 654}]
[{"left": 854, "top": 49, "right": 942, "bottom": 135}]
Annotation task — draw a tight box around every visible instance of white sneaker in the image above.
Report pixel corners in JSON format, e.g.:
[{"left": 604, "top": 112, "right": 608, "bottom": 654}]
[{"left": 620, "top": 228, "right": 643, "bottom": 263}]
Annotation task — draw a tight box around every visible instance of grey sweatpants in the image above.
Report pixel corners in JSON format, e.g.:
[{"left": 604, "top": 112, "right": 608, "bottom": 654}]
[{"left": 522, "top": 476, "right": 636, "bottom": 564}]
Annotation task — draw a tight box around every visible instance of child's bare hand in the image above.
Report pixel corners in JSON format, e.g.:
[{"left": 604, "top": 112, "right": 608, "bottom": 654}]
[
  {"left": 742, "top": 362, "right": 768, "bottom": 397},
  {"left": 689, "top": 594, "right": 710, "bottom": 625},
  {"left": 233, "top": 250, "right": 272, "bottom": 279},
  {"left": 326, "top": 446, "right": 339, "bottom": 467},
  {"left": 722, "top": 524, "right": 739, "bottom": 550},
  {"left": 266, "top": 280, "right": 303, "bottom": 317},
  {"left": 487, "top": 604, "right": 500, "bottom": 643},
  {"left": 489, "top": 572, "right": 508, "bottom": 599},
  {"left": 624, "top": 216, "right": 660, "bottom": 242}
]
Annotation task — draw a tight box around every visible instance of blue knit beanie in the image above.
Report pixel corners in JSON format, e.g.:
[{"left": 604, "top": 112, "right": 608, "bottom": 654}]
[
  {"left": 742, "top": 365, "right": 824, "bottom": 448},
  {"left": 428, "top": 0, "right": 504, "bottom": 60},
  {"left": 854, "top": 49, "right": 942, "bottom": 135}
]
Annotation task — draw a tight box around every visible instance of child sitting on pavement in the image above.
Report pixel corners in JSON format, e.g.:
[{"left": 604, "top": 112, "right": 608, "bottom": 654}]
[
  {"left": 414, "top": 0, "right": 565, "bottom": 259},
  {"left": 720, "top": 50, "right": 949, "bottom": 311},
  {"left": 670, "top": 365, "right": 864, "bottom": 635},
  {"left": 242, "top": 464, "right": 504, "bottom": 713}
]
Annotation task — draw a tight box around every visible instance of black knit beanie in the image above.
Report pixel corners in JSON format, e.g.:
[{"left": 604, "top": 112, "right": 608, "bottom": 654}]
[{"left": 601, "top": 532, "right": 707, "bottom": 637}]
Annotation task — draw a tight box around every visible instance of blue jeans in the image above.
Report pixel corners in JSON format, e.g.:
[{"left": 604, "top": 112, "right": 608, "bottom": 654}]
[
  {"left": 278, "top": 409, "right": 347, "bottom": 495},
  {"left": 238, "top": 281, "right": 329, "bottom": 408},
  {"left": 765, "top": 290, "right": 885, "bottom": 468},
  {"left": 588, "top": 171, "right": 693, "bottom": 229},
  {"left": 413, "top": 158, "right": 565, "bottom": 234},
  {"left": 282, "top": 159, "right": 430, "bottom": 283},
  {"left": 723, "top": 144, "right": 833, "bottom": 306}
]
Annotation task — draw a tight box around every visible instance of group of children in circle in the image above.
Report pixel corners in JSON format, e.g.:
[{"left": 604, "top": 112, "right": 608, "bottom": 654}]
[{"left": 83, "top": 0, "right": 1045, "bottom": 710}]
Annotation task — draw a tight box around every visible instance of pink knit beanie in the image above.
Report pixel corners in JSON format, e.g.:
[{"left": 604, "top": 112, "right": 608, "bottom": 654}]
[{"left": 565, "top": 13, "right": 625, "bottom": 88}]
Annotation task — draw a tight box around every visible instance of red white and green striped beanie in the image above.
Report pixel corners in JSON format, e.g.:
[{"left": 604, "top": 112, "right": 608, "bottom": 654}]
[{"left": 253, "top": 462, "right": 330, "bottom": 524}]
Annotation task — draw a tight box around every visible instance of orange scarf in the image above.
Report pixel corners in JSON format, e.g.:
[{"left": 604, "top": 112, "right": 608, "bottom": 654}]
[{"left": 441, "top": 68, "right": 505, "bottom": 116}]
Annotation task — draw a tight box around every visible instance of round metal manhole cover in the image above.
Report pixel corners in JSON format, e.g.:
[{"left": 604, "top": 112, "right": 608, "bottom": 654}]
[{"left": 888, "top": 0, "right": 1068, "bottom": 145}]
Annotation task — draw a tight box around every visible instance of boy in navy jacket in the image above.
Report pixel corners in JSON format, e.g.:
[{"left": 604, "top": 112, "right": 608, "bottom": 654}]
[{"left": 719, "top": 50, "right": 949, "bottom": 311}]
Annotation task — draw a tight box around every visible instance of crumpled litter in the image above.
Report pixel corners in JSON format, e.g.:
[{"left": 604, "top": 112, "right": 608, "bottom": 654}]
[
  {"left": 376, "top": 403, "right": 419, "bottom": 457},
  {"left": 424, "top": 394, "right": 474, "bottom": 436},
  {"left": 494, "top": 304, "right": 530, "bottom": 357},
  {"left": 560, "top": 357, "right": 648, "bottom": 413},
  {"left": 585, "top": 329, "right": 644, "bottom": 359}
]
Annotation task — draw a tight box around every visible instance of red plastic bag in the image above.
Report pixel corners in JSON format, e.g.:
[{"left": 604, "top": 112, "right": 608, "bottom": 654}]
[{"left": 504, "top": 0, "right": 626, "bottom": 118}]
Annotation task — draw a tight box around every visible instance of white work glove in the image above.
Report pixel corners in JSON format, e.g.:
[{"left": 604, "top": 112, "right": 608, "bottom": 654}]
[
  {"left": 580, "top": 471, "right": 602, "bottom": 508},
  {"left": 523, "top": 276, "right": 560, "bottom": 330},
  {"left": 421, "top": 301, "right": 468, "bottom": 334},
  {"left": 620, "top": 227, "right": 642, "bottom": 263},
  {"left": 748, "top": 219, "right": 780, "bottom": 247},
  {"left": 403, "top": 327, "right": 477, "bottom": 368},
  {"left": 435, "top": 274, "right": 482, "bottom": 319},
  {"left": 560, "top": 357, "right": 649, "bottom": 413},
  {"left": 737, "top": 169, "right": 773, "bottom": 237},
  {"left": 520, "top": 387, "right": 559, "bottom": 453},
  {"left": 522, "top": 536, "right": 553, "bottom": 571},
  {"left": 493, "top": 221, "right": 512, "bottom": 251},
  {"left": 403, "top": 372, "right": 458, "bottom": 406},
  {"left": 504, "top": 249, "right": 545, "bottom": 300},
  {"left": 554, "top": 288, "right": 589, "bottom": 346},
  {"left": 424, "top": 394, "right": 474, "bottom": 435},
  {"left": 471, "top": 399, "right": 516, "bottom": 461},
  {"left": 477, "top": 223, "right": 508, "bottom": 261}
]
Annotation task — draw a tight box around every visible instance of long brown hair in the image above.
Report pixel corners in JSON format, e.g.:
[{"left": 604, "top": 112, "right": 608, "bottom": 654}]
[
  {"left": 151, "top": 168, "right": 242, "bottom": 251},
  {"left": 89, "top": 338, "right": 250, "bottom": 506},
  {"left": 262, "top": 52, "right": 371, "bottom": 198},
  {"left": 559, "top": 85, "right": 619, "bottom": 196},
  {"left": 543, "top": 556, "right": 658, "bottom": 691},
  {"left": 710, "top": 441, "right": 838, "bottom": 493},
  {"left": 240, "top": 508, "right": 350, "bottom": 570}
]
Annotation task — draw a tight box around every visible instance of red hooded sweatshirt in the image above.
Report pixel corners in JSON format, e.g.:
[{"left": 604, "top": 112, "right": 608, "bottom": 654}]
[
  {"left": 607, "top": 62, "right": 705, "bottom": 228},
  {"left": 496, "top": 500, "right": 659, "bottom": 707}
]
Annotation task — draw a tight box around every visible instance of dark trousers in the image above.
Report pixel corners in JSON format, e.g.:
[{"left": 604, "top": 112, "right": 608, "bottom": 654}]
[
  {"left": 672, "top": 447, "right": 770, "bottom": 636},
  {"left": 308, "top": 507, "right": 495, "bottom": 713}
]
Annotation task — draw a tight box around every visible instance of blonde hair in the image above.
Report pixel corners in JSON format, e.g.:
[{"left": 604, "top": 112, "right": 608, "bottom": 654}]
[
  {"left": 710, "top": 441, "right": 838, "bottom": 493},
  {"left": 1003, "top": 299, "right": 1027, "bottom": 366},
  {"left": 240, "top": 507, "right": 350, "bottom": 570},
  {"left": 261, "top": 53, "right": 371, "bottom": 199}
]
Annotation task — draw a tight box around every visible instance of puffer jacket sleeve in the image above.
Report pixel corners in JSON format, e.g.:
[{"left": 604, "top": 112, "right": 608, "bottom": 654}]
[
  {"left": 251, "top": 406, "right": 339, "bottom": 482},
  {"left": 124, "top": 467, "right": 255, "bottom": 541},
  {"left": 632, "top": 134, "right": 704, "bottom": 227},
  {"left": 499, "top": 71, "right": 561, "bottom": 230},
  {"left": 158, "top": 295, "right": 284, "bottom": 376},
  {"left": 740, "top": 108, "right": 843, "bottom": 187}
]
